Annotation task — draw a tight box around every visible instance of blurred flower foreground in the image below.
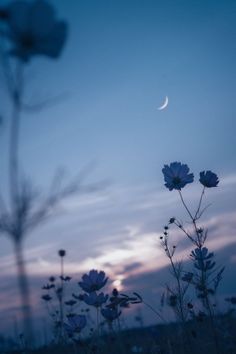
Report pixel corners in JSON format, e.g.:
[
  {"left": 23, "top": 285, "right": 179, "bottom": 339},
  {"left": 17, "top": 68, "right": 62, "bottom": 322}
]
[{"left": 0, "top": 0, "right": 68, "bottom": 348}]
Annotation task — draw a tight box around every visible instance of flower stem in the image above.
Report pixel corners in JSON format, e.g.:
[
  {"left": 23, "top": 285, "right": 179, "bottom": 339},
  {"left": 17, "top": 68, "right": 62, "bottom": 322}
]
[
  {"left": 14, "top": 240, "right": 34, "bottom": 346},
  {"left": 178, "top": 191, "right": 194, "bottom": 221},
  {"left": 194, "top": 187, "right": 205, "bottom": 220}
]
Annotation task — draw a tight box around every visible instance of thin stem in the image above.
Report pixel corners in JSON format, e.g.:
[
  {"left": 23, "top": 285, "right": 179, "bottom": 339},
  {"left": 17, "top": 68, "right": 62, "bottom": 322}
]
[
  {"left": 142, "top": 301, "right": 166, "bottom": 323},
  {"left": 178, "top": 191, "right": 194, "bottom": 221},
  {"left": 59, "top": 257, "right": 64, "bottom": 341},
  {"left": 9, "top": 62, "right": 23, "bottom": 208},
  {"left": 96, "top": 307, "right": 99, "bottom": 335},
  {"left": 10, "top": 95, "right": 20, "bottom": 206},
  {"left": 169, "top": 257, "right": 185, "bottom": 323},
  {"left": 194, "top": 187, "right": 205, "bottom": 220},
  {"left": 174, "top": 221, "right": 197, "bottom": 245},
  {"left": 0, "top": 191, "right": 7, "bottom": 214},
  {"left": 178, "top": 191, "right": 203, "bottom": 248},
  {"left": 0, "top": 38, "right": 15, "bottom": 97},
  {"left": 14, "top": 239, "right": 34, "bottom": 346}
]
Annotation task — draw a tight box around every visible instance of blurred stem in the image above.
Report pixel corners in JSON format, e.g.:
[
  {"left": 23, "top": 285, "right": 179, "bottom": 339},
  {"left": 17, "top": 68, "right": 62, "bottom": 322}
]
[
  {"left": 14, "top": 239, "right": 34, "bottom": 346},
  {"left": 9, "top": 62, "right": 23, "bottom": 207},
  {"left": 59, "top": 257, "right": 64, "bottom": 341},
  {"left": 10, "top": 89, "right": 20, "bottom": 207},
  {"left": 9, "top": 60, "right": 34, "bottom": 345}
]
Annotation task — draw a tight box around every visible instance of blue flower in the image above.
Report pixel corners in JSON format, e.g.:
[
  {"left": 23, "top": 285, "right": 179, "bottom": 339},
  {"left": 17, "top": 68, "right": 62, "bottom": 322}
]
[
  {"left": 79, "top": 270, "right": 108, "bottom": 293},
  {"left": 83, "top": 291, "right": 108, "bottom": 308},
  {"left": 0, "top": 0, "right": 68, "bottom": 62},
  {"left": 101, "top": 307, "right": 121, "bottom": 322},
  {"left": 199, "top": 171, "right": 219, "bottom": 188},
  {"left": 162, "top": 162, "right": 194, "bottom": 191},
  {"left": 64, "top": 315, "right": 86, "bottom": 337}
]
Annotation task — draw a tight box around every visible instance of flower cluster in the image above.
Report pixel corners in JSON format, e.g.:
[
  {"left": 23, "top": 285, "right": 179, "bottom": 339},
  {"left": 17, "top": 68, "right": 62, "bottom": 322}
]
[
  {"left": 77, "top": 270, "right": 142, "bottom": 325},
  {"left": 78, "top": 269, "right": 109, "bottom": 311},
  {"left": 41, "top": 250, "right": 89, "bottom": 341}
]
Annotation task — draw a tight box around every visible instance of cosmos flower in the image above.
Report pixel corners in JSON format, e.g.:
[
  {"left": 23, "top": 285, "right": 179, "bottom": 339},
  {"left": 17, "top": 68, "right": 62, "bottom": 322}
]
[
  {"left": 64, "top": 315, "right": 86, "bottom": 337},
  {"left": 79, "top": 270, "right": 108, "bottom": 293},
  {"left": 0, "top": 0, "right": 67, "bottom": 62},
  {"left": 101, "top": 307, "right": 121, "bottom": 322},
  {"left": 83, "top": 292, "right": 108, "bottom": 308},
  {"left": 199, "top": 171, "right": 219, "bottom": 188},
  {"left": 162, "top": 162, "right": 194, "bottom": 191}
]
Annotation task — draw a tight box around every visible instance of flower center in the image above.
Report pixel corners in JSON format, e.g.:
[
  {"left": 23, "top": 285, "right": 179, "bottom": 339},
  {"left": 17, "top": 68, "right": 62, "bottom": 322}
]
[
  {"left": 172, "top": 177, "right": 181, "bottom": 185},
  {"left": 20, "top": 33, "right": 35, "bottom": 49}
]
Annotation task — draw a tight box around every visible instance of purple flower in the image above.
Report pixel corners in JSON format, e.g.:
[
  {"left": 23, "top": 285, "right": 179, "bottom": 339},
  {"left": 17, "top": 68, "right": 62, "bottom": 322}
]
[
  {"left": 0, "top": 0, "right": 68, "bottom": 62},
  {"left": 79, "top": 270, "right": 108, "bottom": 293},
  {"left": 64, "top": 315, "right": 86, "bottom": 336},
  {"left": 83, "top": 292, "right": 108, "bottom": 308},
  {"left": 101, "top": 307, "right": 121, "bottom": 322},
  {"left": 199, "top": 171, "right": 219, "bottom": 188},
  {"left": 162, "top": 162, "right": 194, "bottom": 191}
]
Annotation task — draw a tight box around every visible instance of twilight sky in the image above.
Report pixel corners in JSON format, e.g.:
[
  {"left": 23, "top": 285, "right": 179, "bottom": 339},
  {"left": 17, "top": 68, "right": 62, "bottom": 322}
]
[{"left": 0, "top": 0, "right": 236, "bottom": 337}]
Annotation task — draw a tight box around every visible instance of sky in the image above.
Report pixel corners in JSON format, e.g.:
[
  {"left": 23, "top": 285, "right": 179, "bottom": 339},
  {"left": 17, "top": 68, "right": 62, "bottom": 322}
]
[{"left": 0, "top": 0, "right": 236, "bottom": 338}]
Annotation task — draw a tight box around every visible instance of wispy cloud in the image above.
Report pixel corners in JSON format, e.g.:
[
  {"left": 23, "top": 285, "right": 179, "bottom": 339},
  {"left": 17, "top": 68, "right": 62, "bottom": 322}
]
[
  {"left": 0, "top": 174, "right": 236, "bottom": 333},
  {"left": 1, "top": 174, "right": 236, "bottom": 279}
]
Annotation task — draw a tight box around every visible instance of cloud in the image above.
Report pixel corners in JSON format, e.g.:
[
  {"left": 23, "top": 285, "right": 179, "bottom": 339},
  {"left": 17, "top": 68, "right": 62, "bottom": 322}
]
[
  {"left": 1, "top": 175, "right": 236, "bottom": 279},
  {"left": 0, "top": 174, "right": 236, "bottom": 334}
]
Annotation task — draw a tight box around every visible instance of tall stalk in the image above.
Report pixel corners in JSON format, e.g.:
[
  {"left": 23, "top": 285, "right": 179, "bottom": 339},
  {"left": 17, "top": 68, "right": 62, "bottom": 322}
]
[
  {"left": 8, "top": 63, "right": 34, "bottom": 345},
  {"left": 14, "top": 239, "right": 34, "bottom": 345}
]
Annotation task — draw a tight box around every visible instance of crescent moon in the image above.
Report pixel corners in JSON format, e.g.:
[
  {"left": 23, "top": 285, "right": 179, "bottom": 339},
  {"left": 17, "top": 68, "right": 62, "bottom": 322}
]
[{"left": 158, "top": 96, "right": 169, "bottom": 110}]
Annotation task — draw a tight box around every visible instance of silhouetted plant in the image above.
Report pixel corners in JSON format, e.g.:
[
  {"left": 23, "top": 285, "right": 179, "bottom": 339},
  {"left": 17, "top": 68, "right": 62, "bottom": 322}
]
[
  {"left": 161, "top": 161, "right": 223, "bottom": 354},
  {"left": 42, "top": 266, "right": 143, "bottom": 352},
  {"left": 0, "top": 0, "right": 68, "bottom": 344}
]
